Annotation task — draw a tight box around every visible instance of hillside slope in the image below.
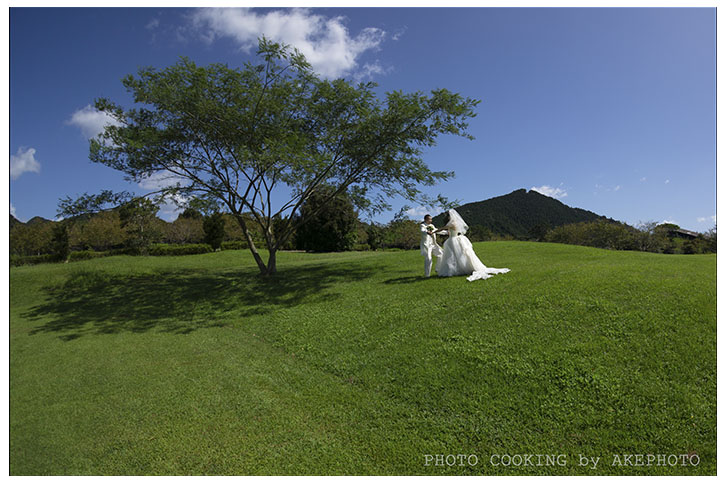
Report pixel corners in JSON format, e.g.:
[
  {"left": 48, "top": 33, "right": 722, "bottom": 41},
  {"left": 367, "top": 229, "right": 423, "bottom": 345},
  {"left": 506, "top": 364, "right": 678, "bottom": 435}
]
[{"left": 433, "top": 188, "right": 616, "bottom": 237}]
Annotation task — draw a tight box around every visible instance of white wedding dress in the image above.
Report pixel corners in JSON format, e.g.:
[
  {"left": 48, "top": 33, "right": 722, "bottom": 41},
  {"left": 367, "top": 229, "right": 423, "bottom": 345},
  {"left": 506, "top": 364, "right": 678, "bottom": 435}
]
[{"left": 436, "top": 209, "right": 511, "bottom": 282}]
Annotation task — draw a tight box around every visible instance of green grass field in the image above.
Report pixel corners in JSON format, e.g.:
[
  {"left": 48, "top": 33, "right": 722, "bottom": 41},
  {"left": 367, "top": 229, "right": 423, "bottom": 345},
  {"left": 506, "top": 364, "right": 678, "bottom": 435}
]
[{"left": 10, "top": 241, "right": 716, "bottom": 475}]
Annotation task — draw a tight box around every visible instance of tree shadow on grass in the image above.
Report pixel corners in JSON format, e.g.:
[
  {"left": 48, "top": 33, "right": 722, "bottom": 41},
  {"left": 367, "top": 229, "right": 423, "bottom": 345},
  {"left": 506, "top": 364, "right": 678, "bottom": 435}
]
[
  {"left": 25, "top": 261, "right": 376, "bottom": 340},
  {"left": 383, "top": 275, "right": 430, "bottom": 284}
]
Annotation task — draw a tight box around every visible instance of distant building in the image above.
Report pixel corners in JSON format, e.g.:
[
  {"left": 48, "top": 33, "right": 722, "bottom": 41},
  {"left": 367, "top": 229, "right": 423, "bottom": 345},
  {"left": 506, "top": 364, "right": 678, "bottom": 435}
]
[{"left": 669, "top": 228, "right": 699, "bottom": 240}]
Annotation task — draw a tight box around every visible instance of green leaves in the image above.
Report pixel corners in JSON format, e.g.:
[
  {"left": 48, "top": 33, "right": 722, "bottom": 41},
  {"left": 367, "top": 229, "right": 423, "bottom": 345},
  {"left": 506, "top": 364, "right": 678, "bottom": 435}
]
[
  {"left": 58, "top": 190, "right": 133, "bottom": 219},
  {"left": 66, "top": 37, "right": 480, "bottom": 273}
]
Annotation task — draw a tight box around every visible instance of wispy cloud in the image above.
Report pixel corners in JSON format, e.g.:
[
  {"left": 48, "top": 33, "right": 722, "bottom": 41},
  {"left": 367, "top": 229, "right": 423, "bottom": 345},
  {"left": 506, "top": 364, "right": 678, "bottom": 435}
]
[
  {"left": 353, "top": 61, "right": 392, "bottom": 82},
  {"left": 531, "top": 185, "right": 567, "bottom": 199},
  {"left": 405, "top": 206, "right": 430, "bottom": 219},
  {"left": 10, "top": 203, "right": 16, "bottom": 217},
  {"left": 594, "top": 183, "right": 622, "bottom": 193},
  {"left": 640, "top": 177, "right": 646, "bottom": 182},
  {"left": 391, "top": 26, "right": 407, "bottom": 41},
  {"left": 189, "top": 8, "right": 387, "bottom": 79},
  {"left": 138, "top": 170, "right": 190, "bottom": 191},
  {"left": 138, "top": 171, "right": 191, "bottom": 221},
  {"left": 697, "top": 215, "right": 716, "bottom": 223},
  {"left": 665, "top": 179, "right": 670, "bottom": 184},
  {"left": 10, "top": 147, "right": 41, "bottom": 180},
  {"left": 67, "top": 105, "right": 122, "bottom": 141},
  {"left": 146, "top": 17, "right": 161, "bottom": 43}
]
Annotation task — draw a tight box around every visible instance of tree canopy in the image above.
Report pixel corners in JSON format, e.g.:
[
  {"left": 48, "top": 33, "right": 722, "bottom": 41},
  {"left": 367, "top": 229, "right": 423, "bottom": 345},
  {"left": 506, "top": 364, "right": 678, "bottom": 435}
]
[
  {"left": 295, "top": 185, "right": 358, "bottom": 252},
  {"left": 66, "top": 37, "right": 479, "bottom": 275}
]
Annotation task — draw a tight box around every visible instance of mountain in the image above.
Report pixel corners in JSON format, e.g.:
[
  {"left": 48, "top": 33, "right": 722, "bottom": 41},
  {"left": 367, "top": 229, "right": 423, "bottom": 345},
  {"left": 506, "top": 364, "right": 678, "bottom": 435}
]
[
  {"left": 25, "top": 216, "right": 53, "bottom": 226},
  {"left": 10, "top": 214, "right": 22, "bottom": 229},
  {"left": 432, "top": 188, "right": 617, "bottom": 238}
]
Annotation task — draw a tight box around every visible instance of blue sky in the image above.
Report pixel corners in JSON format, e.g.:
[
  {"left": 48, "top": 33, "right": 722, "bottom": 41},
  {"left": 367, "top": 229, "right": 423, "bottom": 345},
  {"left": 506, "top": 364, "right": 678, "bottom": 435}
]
[{"left": 9, "top": 7, "right": 716, "bottom": 231}]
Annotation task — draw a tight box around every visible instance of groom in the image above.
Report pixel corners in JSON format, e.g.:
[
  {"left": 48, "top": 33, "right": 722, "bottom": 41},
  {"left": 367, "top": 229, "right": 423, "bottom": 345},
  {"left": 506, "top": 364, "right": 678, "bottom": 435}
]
[{"left": 420, "top": 214, "right": 444, "bottom": 277}]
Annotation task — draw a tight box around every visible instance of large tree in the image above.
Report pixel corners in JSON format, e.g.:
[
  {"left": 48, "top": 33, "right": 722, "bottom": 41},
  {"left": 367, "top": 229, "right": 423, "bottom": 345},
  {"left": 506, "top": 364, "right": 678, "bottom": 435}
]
[
  {"left": 295, "top": 185, "right": 358, "bottom": 252},
  {"left": 65, "top": 38, "right": 478, "bottom": 275}
]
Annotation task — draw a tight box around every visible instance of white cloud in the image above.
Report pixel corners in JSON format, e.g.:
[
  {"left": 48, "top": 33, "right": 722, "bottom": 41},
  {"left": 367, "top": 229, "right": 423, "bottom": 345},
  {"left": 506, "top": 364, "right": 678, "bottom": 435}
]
[
  {"left": 138, "top": 170, "right": 190, "bottom": 190},
  {"left": 146, "top": 18, "right": 159, "bottom": 30},
  {"left": 67, "top": 105, "right": 122, "bottom": 141},
  {"left": 138, "top": 170, "right": 191, "bottom": 221},
  {"left": 391, "top": 26, "right": 407, "bottom": 41},
  {"left": 189, "top": 8, "right": 386, "bottom": 79},
  {"left": 157, "top": 193, "right": 188, "bottom": 221},
  {"left": 697, "top": 215, "right": 716, "bottom": 223},
  {"left": 665, "top": 179, "right": 670, "bottom": 184},
  {"left": 593, "top": 183, "right": 622, "bottom": 193},
  {"left": 661, "top": 219, "right": 678, "bottom": 225},
  {"left": 405, "top": 206, "right": 430, "bottom": 219},
  {"left": 531, "top": 185, "right": 567, "bottom": 199},
  {"left": 10, "top": 203, "right": 16, "bottom": 217},
  {"left": 10, "top": 147, "right": 41, "bottom": 180},
  {"left": 640, "top": 177, "right": 646, "bottom": 182},
  {"left": 353, "top": 62, "right": 391, "bottom": 82}
]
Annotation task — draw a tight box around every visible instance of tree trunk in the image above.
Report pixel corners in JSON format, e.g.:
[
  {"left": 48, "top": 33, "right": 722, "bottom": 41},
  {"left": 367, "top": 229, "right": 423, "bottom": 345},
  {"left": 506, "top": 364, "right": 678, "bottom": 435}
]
[
  {"left": 232, "top": 212, "right": 270, "bottom": 275},
  {"left": 245, "top": 235, "right": 269, "bottom": 275},
  {"left": 266, "top": 249, "right": 277, "bottom": 275}
]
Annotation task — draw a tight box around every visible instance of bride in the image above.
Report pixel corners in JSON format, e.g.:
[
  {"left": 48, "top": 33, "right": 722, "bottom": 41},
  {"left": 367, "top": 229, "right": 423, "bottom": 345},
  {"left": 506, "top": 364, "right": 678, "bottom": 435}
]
[{"left": 433, "top": 209, "right": 510, "bottom": 282}]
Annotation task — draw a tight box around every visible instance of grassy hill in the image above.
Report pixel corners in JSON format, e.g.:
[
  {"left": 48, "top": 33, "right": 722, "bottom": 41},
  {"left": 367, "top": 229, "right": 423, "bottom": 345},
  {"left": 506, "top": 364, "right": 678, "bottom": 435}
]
[
  {"left": 433, "top": 189, "right": 615, "bottom": 238},
  {"left": 10, "top": 244, "right": 715, "bottom": 475}
]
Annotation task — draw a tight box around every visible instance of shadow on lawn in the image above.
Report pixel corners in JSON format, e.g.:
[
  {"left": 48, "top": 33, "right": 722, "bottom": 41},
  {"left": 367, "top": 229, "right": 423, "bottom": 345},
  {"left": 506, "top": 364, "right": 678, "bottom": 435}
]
[
  {"left": 26, "top": 262, "right": 376, "bottom": 340},
  {"left": 383, "top": 275, "right": 429, "bottom": 284}
]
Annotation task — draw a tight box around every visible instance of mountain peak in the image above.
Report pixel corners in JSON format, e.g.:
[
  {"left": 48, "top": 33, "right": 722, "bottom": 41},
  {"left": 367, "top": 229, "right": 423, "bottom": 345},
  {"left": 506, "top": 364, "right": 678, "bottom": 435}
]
[
  {"left": 25, "top": 216, "right": 53, "bottom": 225},
  {"left": 432, "top": 189, "right": 613, "bottom": 237}
]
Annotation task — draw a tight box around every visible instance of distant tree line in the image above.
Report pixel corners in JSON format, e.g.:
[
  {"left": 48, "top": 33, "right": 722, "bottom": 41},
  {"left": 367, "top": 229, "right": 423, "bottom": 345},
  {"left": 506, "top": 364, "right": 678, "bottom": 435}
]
[
  {"left": 9, "top": 189, "right": 444, "bottom": 265},
  {"left": 540, "top": 220, "right": 716, "bottom": 254},
  {"left": 10, "top": 192, "right": 716, "bottom": 266}
]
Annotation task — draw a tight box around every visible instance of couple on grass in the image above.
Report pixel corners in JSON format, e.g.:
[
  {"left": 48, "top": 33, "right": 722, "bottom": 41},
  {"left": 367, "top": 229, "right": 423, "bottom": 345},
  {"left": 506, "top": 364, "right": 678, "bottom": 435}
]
[{"left": 421, "top": 209, "right": 510, "bottom": 282}]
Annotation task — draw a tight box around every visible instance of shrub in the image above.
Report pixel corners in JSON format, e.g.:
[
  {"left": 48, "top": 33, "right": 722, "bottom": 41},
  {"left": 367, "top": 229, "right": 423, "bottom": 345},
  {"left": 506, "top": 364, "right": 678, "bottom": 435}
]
[
  {"left": 111, "top": 246, "right": 141, "bottom": 256},
  {"left": 148, "top": 243, "right": 213, "bottom": 256},
  {"left": 221, "top": 240, "right": 248, "bottom": 251},
  {"left": 10, "top": 254, "right": 55, "bottom": 267},
  {"left": 69, "top": 250, "right": 109, "bottom": 261}
]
